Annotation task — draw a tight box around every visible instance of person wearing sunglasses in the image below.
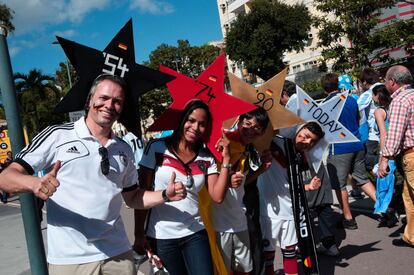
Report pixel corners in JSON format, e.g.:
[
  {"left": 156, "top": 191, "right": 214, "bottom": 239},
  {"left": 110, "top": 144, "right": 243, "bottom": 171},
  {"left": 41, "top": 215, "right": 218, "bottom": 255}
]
[
  {"left": 0, "top": 74, "right": 186, "bottom": 275},
  {"left": 137, "top": 99, "right": 235, "bottom": 275},
  {"left": 210, "top": 107, "right": 272, "bottom": 275}
]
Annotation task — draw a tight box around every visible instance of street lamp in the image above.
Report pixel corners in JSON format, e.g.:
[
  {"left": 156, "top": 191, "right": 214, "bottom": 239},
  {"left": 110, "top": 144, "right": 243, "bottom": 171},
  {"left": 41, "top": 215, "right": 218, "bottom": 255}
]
[
  {"left": 52, "top": 41, "right": 72, "bottom": 88},
  {"left": 0, "top": 20, "right": 8, "bottom": 36},
  {"left": 0, "top": 20, "right": 49, "bottom": 275}
]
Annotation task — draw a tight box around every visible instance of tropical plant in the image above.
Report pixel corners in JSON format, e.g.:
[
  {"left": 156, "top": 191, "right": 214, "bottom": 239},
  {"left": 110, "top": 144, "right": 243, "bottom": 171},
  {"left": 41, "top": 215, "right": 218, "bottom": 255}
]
[{"left": 14, "top": 69, "right": 65, "bottom": 138}]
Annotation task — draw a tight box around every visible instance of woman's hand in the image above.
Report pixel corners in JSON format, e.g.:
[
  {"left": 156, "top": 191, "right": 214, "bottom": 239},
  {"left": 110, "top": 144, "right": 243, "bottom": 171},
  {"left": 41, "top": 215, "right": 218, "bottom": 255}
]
[
  {"left": 147, "top": 249, "right": 164, "bottom": 269},
  {"left": 215, "top": 131, "right": 231, "bottom": 164}
]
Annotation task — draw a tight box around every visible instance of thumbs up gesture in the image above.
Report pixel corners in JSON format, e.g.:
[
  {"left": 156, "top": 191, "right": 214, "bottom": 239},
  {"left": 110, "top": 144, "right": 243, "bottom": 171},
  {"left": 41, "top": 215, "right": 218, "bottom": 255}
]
[
  {"left": 34, "top": 161, "right": 61, "bottom": 200},
  {"left": 164, "top": 172, "right": 187, "bottom": 202}
]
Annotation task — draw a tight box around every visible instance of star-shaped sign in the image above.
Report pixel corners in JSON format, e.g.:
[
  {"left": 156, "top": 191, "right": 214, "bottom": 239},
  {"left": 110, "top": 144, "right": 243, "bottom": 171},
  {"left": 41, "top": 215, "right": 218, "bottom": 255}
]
[
  {"left": 296, "top": 86, "right": 359, "bottom": 171},
  {"left": 147, "top": 53, "right": 257, "bottom": 161},
  {"left": 54, "top": 19, "right": 174, "bottom": 136},
  {"left": 228, "top": 68, "right": 304, "bottom": 152}
]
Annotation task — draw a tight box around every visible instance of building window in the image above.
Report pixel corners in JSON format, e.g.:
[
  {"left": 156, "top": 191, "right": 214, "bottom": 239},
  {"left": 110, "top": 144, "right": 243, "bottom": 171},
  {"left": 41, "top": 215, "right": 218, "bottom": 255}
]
[
  {"left": 303, "top": 60, "right": 318, "bottom": 70},
  {"left": 292, "top": 64, "right": 301, "bottom": 73}
]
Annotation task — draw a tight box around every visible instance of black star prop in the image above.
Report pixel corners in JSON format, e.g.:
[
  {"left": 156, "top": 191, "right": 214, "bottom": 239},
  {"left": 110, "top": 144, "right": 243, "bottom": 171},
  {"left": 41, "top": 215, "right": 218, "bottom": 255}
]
[{"left": 54, "top": 19, "right": 174, "bottom": 136}]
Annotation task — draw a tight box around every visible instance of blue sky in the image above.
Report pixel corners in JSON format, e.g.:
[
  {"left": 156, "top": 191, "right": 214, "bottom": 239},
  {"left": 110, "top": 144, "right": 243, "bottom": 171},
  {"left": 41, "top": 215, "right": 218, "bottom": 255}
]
[{"left": 4, "top": 0, "right": 224, "bottom": 76}]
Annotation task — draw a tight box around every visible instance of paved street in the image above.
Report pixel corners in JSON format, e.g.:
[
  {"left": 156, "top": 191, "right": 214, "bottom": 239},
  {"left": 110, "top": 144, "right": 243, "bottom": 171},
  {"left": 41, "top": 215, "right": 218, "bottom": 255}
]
[{"left": 1, "top": 191, "right": 414, "bottom": 275}]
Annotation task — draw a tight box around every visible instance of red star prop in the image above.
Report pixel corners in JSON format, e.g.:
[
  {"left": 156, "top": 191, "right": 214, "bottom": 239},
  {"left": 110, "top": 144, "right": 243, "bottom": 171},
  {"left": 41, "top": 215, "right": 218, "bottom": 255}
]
[{"left": 148, "top": 53, "right": 257, "bottom": 160}]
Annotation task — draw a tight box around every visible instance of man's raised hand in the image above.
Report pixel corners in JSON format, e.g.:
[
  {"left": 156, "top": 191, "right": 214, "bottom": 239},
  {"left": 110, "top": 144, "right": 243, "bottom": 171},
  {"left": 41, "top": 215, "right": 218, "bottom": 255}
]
[
  {"left": 165, "top": 172, "right": 187, "bottom": 201},
  {"left": 35, "top": 161, "right": 61, "bottom": 200}
]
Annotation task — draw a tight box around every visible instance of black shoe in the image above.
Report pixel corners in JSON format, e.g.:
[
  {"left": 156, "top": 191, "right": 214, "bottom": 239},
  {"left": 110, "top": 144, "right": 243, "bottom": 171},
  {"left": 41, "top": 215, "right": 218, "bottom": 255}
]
[
  {"left": 392, "top": 238, "right": 414, "bottom": 248},
  {"left": 342, "top": 218, "right": 358, "bottom": 230},
  {"left": 387, "top": 215, "right": 399, "bottom": 228},
  {"left": 378, "top": 216, "right": 387, "bottom": 228}
]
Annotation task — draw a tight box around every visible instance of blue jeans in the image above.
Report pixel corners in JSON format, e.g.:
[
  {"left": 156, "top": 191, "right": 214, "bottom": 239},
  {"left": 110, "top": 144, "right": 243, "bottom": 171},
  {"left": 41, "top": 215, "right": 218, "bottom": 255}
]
[{"left": 148, "top": 229, "right": 213, "bottom": 275}]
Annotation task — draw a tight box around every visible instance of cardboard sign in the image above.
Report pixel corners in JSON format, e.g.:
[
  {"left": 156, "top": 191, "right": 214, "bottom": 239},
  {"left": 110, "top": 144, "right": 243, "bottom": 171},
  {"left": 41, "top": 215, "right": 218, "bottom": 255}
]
[
  {"left": 54, "top": 19, "right": 174, "bottom": 136},
  {"left": 296, "top": 86, "right": 359, "bottom": 171},
  {"left": 228, "top": 69, "right": 304, "bottom": 152},
  {"left": 147, "top": 53, "right": 257, "bottom": 161}
]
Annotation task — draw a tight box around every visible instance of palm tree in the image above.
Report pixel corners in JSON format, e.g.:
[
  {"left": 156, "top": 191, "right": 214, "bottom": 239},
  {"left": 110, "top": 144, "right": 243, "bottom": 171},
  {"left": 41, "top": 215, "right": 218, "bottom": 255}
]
[
  {"left": 14, "top": 69, "right": 65, "bottom": 138},
  {"left": 14, "top": 69, "right": 60, "bottom": 98},
  {"left": 0, "top": 3, "right": 15, "bottom": 33}
]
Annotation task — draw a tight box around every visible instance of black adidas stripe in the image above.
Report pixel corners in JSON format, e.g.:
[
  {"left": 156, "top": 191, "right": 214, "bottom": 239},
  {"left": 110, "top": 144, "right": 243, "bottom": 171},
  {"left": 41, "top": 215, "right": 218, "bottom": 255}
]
[
  {"left": 143, "top": 138, "right": 165, "bottom": 155},
  {"left": 17, "top": 123, "right": 74, "bottom": 159}
]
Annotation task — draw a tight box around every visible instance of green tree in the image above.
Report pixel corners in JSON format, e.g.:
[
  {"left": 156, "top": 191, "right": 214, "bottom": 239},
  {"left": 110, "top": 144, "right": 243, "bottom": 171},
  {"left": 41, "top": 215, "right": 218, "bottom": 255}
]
[
  {"left": 54, "top": 61, "right": 78, "bottom": 95},
  {"left": 0, "top": 3, "right": 15, "bottom": 33},
  {"left": 139, "top": 40, "right": 221, "bottom": 128},
  {"left": 14, "top": 69, "right": 65, "bottom": 138},
  {"left": 225, "top": 0, "right": 312, "bottom": 80},
  {"left": 314, "top": 0, "right": 414, "bottom": 72},
  {"left": 301, "top": 79, "right": 325, "bottom": 100}
]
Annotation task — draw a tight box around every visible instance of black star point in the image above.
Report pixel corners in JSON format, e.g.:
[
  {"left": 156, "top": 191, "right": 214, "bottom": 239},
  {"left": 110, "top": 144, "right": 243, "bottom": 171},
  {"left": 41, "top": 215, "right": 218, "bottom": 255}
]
[{"left": 54, "top": 19, "right": 174, "bottom": 136}]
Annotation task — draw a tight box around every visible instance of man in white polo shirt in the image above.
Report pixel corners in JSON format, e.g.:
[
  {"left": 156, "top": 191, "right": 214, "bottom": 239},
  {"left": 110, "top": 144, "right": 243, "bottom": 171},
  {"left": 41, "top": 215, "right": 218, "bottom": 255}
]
[{"left": 0, "top": 74, "right": 185, "bottom": 275}]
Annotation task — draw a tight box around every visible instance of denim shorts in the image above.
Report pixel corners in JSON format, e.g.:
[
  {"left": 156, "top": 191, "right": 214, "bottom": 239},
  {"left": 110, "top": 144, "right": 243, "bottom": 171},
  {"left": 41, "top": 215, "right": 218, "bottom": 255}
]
[{"left": 327, "top": 150, "right": 369, "bottom": 190}]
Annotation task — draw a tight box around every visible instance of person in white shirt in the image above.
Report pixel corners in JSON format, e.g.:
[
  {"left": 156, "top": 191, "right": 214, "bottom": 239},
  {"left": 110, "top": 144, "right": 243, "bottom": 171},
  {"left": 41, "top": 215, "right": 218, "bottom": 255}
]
[
  {"left": 212, "top": 107, "right": 272, "bottom": 275},
  {"left": 0, "top": 74, "right": 186, "bottom": 275},
  {"left": 258, "top": 122, "right": 324, "bottom": 275},
  {"left": 357, "top": 68, "right": 382, "bottom": 171},
  {"left": 138, "top": 99, "right": 234, "bottom": 275}
]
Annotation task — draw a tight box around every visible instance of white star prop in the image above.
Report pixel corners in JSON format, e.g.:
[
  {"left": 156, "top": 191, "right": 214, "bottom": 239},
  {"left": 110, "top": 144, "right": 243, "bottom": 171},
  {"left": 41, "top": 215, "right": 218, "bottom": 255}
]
[{"left": 296, "top": 86, "right": 359, "bottom": 171}]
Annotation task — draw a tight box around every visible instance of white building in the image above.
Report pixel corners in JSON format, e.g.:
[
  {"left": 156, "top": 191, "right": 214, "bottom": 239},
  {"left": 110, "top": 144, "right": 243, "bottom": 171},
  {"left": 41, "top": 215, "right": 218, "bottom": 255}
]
[
  {"left": 216, "top": 0, "right": 326, "bottom": 83},
  {"left": 371, "top": 2, "right": 414, "bottom": 68},
  {"left": 216, "top": 0, "right": 414, "bottom": 82}
]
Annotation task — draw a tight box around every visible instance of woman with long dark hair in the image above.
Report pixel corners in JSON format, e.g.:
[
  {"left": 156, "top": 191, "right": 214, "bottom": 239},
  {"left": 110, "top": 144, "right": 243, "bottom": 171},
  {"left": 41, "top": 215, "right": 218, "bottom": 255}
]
[
  {"left": 372, "top": 84, "right": 398, "bottom": 227},
  {"left": 138, "top": 99, "right": 232, "bottom": 275}
]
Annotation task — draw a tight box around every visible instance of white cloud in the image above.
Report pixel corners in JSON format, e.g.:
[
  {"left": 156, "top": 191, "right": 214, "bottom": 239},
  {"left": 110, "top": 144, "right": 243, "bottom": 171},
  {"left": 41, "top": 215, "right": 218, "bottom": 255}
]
[
  {"left": 64, "top": 0, "right": 111, "bottom": 23},
  {"left": 129, "top": 0, "right": 174, "bottom": 15},
  {"left": 5, "top": 0, "right": 173, "bottom": 35},
  {"left": 9, "top": 47, "right": 21, "bottom": 57},
  {"left": 54, "top": 29, "right": 77, "bottom": 38},
  {"left": 5, "top": 0, "right": 110, "bottom": 35}
]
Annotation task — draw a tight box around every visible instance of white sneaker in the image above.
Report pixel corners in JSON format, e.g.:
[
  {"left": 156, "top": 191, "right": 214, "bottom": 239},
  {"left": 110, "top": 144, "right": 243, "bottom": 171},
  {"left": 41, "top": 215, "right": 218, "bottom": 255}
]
[{"left": 316, "top": 243, "right": 340, "bottom": 256}]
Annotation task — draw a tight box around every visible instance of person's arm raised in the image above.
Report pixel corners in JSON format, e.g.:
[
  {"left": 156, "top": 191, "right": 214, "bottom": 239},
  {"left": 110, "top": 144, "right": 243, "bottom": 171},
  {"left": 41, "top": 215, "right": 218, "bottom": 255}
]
[
  {"left": 205, "top": 134, "right": 232, "bottom": 203},
  {"left": 0, "top": 161, "right": 61, "bottom": 200}
]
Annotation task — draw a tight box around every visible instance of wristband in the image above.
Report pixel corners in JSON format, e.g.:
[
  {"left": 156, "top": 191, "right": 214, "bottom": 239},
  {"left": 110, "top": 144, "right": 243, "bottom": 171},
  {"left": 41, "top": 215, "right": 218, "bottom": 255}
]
[
  {"left": 162, "top": 189, "right": 171, "bottom": 202},
  {"left": 222, "top": 163, "right": 232, "bottom": 169}
]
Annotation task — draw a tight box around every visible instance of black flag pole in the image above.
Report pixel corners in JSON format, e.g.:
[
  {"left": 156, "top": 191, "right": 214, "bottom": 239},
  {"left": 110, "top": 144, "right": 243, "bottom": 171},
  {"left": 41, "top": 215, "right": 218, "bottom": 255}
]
[{"left": 283, "top": 135, "right": 320, "bottom": 275}]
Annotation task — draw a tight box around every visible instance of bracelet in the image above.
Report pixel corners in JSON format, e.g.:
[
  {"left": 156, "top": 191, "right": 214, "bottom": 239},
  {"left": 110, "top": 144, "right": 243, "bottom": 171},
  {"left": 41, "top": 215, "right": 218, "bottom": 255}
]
[
  {"left": 222, "top": 163, "right": 232, "bottom": 169},
  {"left": 162, "top": 189, "right": 171, "bottom": 202}
]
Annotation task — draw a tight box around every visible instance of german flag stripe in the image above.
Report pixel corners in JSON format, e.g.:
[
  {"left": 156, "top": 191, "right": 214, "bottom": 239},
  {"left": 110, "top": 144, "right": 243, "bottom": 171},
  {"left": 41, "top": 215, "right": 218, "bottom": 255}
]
[
  {"left": 265, "top": 89, "right": 273, "bottom": 96},
  {"left": 208, "top": 76, "right": 217, "bottom": 82},
  {"left": 118, "top": 43, "right": 128, "bottom": 50},
  {"left": 304, "top": 256, "right": 313, "bottom": 268}
]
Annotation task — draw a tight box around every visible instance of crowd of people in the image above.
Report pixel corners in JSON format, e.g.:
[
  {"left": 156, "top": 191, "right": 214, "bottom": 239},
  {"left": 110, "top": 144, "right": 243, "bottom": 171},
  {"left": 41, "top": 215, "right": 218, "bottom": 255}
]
[{"left": 0, "top": 63, "right": 413, "bottom": 275}]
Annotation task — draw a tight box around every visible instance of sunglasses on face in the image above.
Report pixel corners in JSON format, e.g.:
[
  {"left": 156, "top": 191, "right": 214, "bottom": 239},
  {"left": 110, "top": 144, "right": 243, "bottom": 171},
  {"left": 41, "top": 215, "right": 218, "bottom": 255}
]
[
  {"left": 241, "top": 121, "right": 263, "bottom": 133},
  {"left": 98, "top": 147, "right": 110, "bottom": 175}
]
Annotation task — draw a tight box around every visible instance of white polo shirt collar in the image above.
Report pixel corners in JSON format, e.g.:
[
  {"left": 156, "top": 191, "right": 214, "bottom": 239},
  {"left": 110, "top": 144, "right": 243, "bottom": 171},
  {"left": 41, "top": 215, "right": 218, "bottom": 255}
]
[{"left": 74, "top": 116, "right": 117, "bottom": 146}]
